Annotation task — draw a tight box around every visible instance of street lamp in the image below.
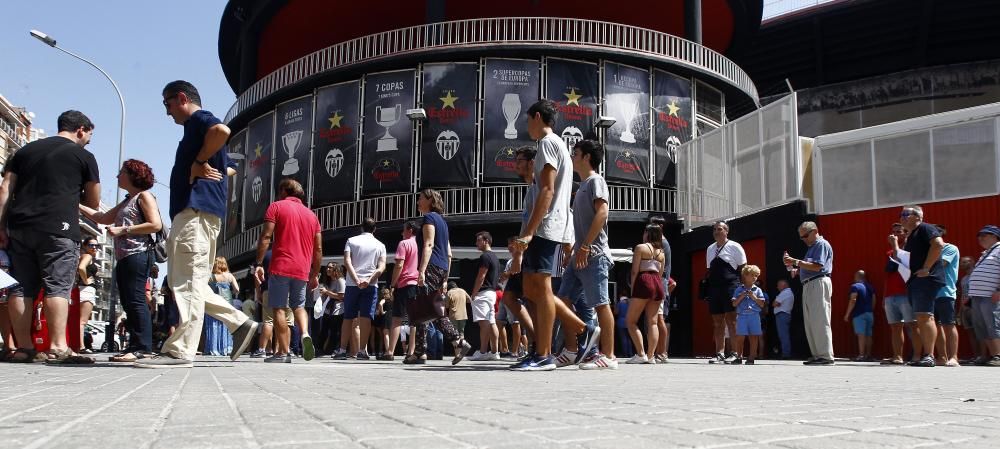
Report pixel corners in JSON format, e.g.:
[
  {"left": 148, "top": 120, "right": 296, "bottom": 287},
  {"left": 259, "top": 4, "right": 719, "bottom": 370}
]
[{"left": 31, "top": 29, "right": 126, "bottom": 342}]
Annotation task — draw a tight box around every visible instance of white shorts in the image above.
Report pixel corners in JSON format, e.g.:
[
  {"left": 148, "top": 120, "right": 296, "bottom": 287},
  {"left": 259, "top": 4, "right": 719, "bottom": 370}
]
[
  {"left": 79, "top": 286, "right": 97, "bottom": 304},
  {"left": 471, "top": 290, "right": 497, "bottom": 323}
]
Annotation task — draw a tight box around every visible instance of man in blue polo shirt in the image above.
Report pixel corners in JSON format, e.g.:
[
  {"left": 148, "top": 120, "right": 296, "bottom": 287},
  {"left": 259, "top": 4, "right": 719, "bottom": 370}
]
[
  {"left": 784, "top": 221, "right": 835, "bottom": 365},
  {"left": 137, "top": 81, "right": 258, "bottom": 368}
]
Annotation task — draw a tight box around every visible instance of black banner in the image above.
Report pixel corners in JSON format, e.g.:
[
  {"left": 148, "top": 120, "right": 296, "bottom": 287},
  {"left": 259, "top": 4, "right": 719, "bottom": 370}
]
[
  {"left": 274, "top": 96, "right": 313, "bottom": 198},
  {"left": 244, "top": 112, "right": 274, "bottom": 228},
  {"left": 603, "top": 63, "right": 651, "bottom": 186},
  {"left": 546, "top": 58, "right": 598, "bottom": 151},
  {"left": 313, "top": 81, "right": 360, "bottom": 206},
  {"left": 420, "top": 63, "right": 477, "bottom": 188},
  {"left": 362, "top": 70, "right": 414, "bottom": 195},
  {"left": 483, "top": 59, "right": 540, "bottom": 183},
  {"left": 653, "top": 70, "right": 692, "bottom": 188},
  {"left": 225, "top": 128, "right": 246, "bottom": 241}
]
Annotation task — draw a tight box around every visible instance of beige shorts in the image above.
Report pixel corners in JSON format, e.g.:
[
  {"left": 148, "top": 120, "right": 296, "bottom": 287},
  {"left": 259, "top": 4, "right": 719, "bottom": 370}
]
[{"left": 260, "top": 290, "right": 293, "bottom": 326}]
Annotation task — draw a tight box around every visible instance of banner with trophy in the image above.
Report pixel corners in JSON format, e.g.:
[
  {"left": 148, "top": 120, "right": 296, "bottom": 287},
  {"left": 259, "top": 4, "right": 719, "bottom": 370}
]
[
  {"left": 545, "top": 58, "right": 599, "bottom": 151},
  {"left": 225, "top": 128, "right": 247, "bottom": 241},
  {"left": 274, "top": 95, "right": 313, "bottom": 197},
  {"left": 312, "top": 80, "right": 360, "bottom": 206},
  {"left": 361, "top": 70, "right": 415, "bottom": 195},
  {"left": 482, "top": 58, "right": 540, "bottom": 183},
  {"left": 243, "top": 112, "right": 274, "bottom": 228},
  {"left": 420, "top": 62, "right": 477, "bottom": 188},
  {"left": 603, "top": 62, "right": 651, "bottom": 186},
  {"left": 653, "top": 70, "right": 692, "bottom": 188}
]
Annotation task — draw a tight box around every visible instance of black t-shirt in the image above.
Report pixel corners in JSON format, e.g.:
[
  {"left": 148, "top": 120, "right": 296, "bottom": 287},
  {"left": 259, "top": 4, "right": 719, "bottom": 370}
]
[
  {"left": 478, "top": 250, "right": 500, "bottom": 290},
  {"left": 903, "top": 222, "right": 944, "bottom": 285},
  {"left": 6, "top": 136, "right": 99, "bottom": 240}
]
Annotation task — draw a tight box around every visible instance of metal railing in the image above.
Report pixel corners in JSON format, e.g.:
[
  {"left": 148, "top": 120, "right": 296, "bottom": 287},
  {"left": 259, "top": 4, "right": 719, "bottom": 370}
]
[
  {"left": 225, "top": 17, "right": 759, "bottom": 123},
  {"left": 221, "top": 184, "right": 676, "bottom": 259}
]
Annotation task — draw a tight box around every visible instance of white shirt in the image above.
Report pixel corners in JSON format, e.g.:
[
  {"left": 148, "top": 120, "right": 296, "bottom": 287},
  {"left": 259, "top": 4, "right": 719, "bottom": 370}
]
[
  {"left": 344, "top": 233, "right": 386, "bottom": 287},
  {"left": 705, "top": 240, "right": 747, "bottom": 271},
  {"left": 773, "top": 288, "right": 795, "bottom": 314}
]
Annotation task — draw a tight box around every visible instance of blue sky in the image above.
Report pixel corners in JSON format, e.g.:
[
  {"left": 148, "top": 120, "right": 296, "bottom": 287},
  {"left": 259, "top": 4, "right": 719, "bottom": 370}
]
[{"left": 0, "top": 1, "right": 235, "bottom": 228}]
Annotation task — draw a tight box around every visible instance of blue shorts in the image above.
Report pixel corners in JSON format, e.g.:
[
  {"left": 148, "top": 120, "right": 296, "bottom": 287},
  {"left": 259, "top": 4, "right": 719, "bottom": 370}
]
[
  {"left": 344, "top": 285, "right": 378, "bottom": 320},
  {"left": 884, "top": 295, "right": 914, "bottom": 324},
  {"left": 557, "top": 254, "right": 612, "bottom": 309},
  {"left": 267, "top": 274, "right": 307, "bottom": 309},
  {"left": 521, "top": 236, "right": 559, "bottom": 275},
  {"left": 970, "top": 296, "right": 1000, "bottom": 340},
  {"left": 934, "top": 297, "right": 957, "bottom": 325},
  {"left": 736, "top": 314, "right": 762, "bottom": 336},
  {"left": 852, "top": 312, "right": 874, "bottom": 336},
  {"left": 908, "top": 279, "right": 941, "bottom": 315}
]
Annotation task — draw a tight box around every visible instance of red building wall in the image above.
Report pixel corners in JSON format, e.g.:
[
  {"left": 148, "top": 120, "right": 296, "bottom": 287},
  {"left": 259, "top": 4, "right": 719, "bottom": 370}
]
[{"left": 817, "top": 195, "right": 1000, "bottom": 359}]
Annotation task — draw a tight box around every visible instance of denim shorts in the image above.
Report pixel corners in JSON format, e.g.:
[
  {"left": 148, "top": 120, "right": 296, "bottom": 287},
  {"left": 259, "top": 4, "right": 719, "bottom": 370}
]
[
  {"left": 934, "top": 297, "right": 957, "bottom": 326},
  {"left": 908, "top": 280, "right": 941, "bottom": 315},
  {"left": 521, "top": 236, "right": 559, "bottom": 275},
  {"left": 884, "top": 295, "right": 914, "bottom": 324},
  {"left": 852, "top": 312, "right": 874, "bottom": 336},
  {"left": 736, "top": 313, "right": 762, "bottom": 336},
  {"left": 344, "top": 285, "right": 378, "bottom": 320},
  {"left": 497, "top": 302, "right": 519, "bottom": 324},
  {"left": 557, "top": 255, "right": 611, "bottom": 309},
  {"left": 267, "top": 274, "right": 307, "bottom": 309},
  {"left": 970, "top": 296, "right": 1000, "bottom": 340}
]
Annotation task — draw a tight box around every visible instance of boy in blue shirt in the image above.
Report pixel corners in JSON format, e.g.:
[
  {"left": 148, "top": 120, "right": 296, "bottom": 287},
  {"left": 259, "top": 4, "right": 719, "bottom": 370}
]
[{"left": 731, "top": 265, "right": 765, "bottom": 365}]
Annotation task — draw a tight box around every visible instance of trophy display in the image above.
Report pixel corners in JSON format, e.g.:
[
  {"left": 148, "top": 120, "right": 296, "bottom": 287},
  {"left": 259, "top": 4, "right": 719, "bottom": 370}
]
[
  {"left": 618, "top": 97, "right": 638, "bottom": 144},
  {"left": 502, "top": 93, "right": 521, "bottom": 139},
  {"left": 376, "top": 104, "right": 401, "bottom": 152},
  {"left": 280, "top": 130, "right": 303, "bottom": 175}
]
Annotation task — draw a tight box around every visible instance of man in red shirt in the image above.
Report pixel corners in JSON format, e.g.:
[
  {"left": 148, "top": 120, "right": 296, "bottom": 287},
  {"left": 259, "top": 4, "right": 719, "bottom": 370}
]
[
  {"left": 253, "top": 179, "right": 323, "bottom": 363},
  {"left": 883, "top": 222, "right": 919, "bottom": 364}
]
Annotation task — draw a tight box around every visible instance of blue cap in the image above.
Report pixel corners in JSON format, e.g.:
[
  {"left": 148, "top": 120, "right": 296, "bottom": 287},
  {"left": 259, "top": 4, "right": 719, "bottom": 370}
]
[{"left": 978, "top": 225, "right": 1000, "bottom": 238}]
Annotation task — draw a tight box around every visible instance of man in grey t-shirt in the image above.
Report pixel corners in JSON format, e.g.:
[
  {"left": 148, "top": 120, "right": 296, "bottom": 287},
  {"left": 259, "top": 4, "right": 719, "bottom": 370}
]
[{"left": 510, "top": 100, "right": 600, "bottom": 372}]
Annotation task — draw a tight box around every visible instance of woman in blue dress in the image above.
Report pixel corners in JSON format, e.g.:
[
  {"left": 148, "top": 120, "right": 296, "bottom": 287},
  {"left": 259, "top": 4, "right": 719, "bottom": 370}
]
[{"left": 206, "top": 257, "right": 237, "bottom": 356}]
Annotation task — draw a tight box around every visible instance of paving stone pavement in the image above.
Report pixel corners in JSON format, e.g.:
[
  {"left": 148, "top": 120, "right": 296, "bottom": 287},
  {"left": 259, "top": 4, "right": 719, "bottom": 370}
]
[{"left": 0, "top": 356, "right": 997, "bottom": 449}]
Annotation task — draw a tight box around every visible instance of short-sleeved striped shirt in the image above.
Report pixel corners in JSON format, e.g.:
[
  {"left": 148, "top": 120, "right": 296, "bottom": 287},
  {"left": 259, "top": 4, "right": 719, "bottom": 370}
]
[{"left": 967, "top": 242, "right": 1000, "bottom": 298}]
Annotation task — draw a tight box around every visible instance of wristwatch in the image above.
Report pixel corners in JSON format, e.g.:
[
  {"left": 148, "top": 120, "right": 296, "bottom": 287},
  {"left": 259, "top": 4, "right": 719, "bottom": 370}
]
[{"left": 195, "top": 158, "right": 208, "bottom": 165}]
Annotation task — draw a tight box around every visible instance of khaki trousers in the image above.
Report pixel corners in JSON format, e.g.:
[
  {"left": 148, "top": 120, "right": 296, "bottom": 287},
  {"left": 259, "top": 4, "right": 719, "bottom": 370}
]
[
  {"left": 802, "top": 276, "right": 834, "bottom": 360},
  {"left": 161, "top": 208, "right": 249, "bottom": 360}
]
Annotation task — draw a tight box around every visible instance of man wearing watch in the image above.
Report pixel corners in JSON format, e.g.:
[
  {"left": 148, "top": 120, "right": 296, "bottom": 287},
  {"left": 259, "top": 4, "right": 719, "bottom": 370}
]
[
  {"left": 138, "top": 81, "right": 259, "bottom": 368},
  {"left": 783, "top": 221, "right": 835, "bottom": 365},
  {"left": 898, "top": 204, "right": 946, "bottom": 367}
]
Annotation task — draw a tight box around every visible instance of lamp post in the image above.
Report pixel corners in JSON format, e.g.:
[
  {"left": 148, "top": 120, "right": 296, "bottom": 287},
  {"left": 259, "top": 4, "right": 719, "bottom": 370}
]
[{"left": 31, "top": 29, "right": 126, "bottom": 343}]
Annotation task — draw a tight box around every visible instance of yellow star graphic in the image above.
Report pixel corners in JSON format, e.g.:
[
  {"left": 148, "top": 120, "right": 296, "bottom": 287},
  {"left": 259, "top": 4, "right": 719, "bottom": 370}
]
[
  {"left": 254, "top": 143, "right": 263, "bottom": 158},
  {"left": 667, "top": 100, "right": 680, "bottom": 117},
  {"left": 506, "top": 148, "right": 514, "bottom": 156},
  {"left": 440, "top": 91, "right": 459, "bottom": 109},
  {"left": 328, "top": 111, "right": 344, "bottom": 129},
  {"left": 564, "top": 88, "right": 582, "bottom": 106},
  {"left": 382, "top": 160, "right": 391, "bottom": 167}
]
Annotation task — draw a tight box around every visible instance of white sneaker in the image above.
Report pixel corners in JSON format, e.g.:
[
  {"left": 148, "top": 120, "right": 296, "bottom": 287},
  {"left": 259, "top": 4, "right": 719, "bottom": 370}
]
[
  {"left": 469, "top": 350, "right": 487, "bottom": 361},
  {"left": 487, "top": 352, "right": 501, "bottom": 361},
  {"left": 645, "top": 357, "right": 657, "bottom": 364},
  {"left": 626, "top": 354, "right": 648, "bottom": 364},
  {"left": 655, "top": 354, "right": 669, "bottom": 364},
  {"left": 579, "top": 353, "right": 619, "bottom": 370},
  {"left": 554, "top": 348, "right": 579, "bottom": 367}
]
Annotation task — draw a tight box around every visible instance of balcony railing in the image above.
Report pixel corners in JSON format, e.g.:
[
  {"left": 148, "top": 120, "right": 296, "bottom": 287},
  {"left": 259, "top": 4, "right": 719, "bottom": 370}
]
[
  {"left": 221, "top": 184, "right": 677, "bottom": 259},
  {"left": 225, "top": 17, "right": 759, "bottom": 123}
]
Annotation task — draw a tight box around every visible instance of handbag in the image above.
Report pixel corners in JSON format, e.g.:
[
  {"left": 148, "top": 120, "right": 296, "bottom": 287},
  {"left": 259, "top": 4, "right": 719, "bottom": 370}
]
[
  {"left": 699, "top": 241, "right": 729, "bottom": 300},
  {"left": 406, "top": 288, "right": 447, "bottom": 324},
  {"left": 137, "top": 194, "right": 169, "bottom": 263}
]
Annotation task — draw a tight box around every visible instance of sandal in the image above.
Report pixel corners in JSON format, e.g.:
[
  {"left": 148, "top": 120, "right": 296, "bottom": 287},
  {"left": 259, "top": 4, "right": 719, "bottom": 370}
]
[
  {"left": 45, "top": 348, "right": 95, "bottom": 365},
  {"left": 7, "top": 348, "right": 39, "bottom": 364},
  {"left": 109, "top": 352, "right": 139, "bottom": 362}
]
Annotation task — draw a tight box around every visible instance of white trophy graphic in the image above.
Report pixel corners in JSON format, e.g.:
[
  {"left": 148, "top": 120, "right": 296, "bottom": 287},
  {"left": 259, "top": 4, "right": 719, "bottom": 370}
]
[
  {"left": 618, "top": 96, "right": 638, "bottom": 144},
  {"left": 561, "top": 126, "right": 583, "bottom": 148},
  {"left": 280, "top": 130, "right": 303, "bottom": 175},
  {"left": 666, "top": 135, "right": 681, "bottom": 163},
  {"left": 502, "top": 93, "right": 521, "bottom": 139},
  {"left": 435, "top": 130, "right": 460, "bottom": 160},
  {"left": 375, "top": 104, "right": 402, "bottom": 152},
  {"left": 325, "top": 148, "right": 344, "bottom": 178},
  {"left": 251, "top": 176, "right": 263, "bottom": 203}
]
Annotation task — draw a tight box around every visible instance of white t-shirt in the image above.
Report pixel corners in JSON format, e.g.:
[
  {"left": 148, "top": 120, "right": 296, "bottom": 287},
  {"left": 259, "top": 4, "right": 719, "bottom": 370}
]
[
  {"left": 773, "top": 288, "right": 795, "bottom": 314},
  {"left": 533, "top": 132, "right": 573, "bottom": 243},
  {"left": 705, "top": 240, "right": 747, "bottom": 271},
  {"left": 344, "top": 233, "right": 386, "bottom": 287}
]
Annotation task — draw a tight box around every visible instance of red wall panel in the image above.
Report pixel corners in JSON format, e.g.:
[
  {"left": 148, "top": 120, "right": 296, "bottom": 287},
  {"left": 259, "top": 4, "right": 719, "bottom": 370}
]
[
  {"left": 690, "top": 237, "right": 767, "bottom": 356},
  {"left": 818, "top": 195, "right": 1000, "bottom": 359}
]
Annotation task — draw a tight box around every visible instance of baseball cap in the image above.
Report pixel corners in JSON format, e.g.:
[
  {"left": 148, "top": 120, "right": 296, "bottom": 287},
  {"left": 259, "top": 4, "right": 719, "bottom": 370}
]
[{"left": 977, "top": 225, "right": 1000, "bottom": 238}]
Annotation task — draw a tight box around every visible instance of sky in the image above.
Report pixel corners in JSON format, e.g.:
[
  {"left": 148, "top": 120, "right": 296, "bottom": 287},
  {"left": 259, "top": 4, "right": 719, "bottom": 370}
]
[{"left": 0, "top": 1, "right": 236, "bottom": 230}]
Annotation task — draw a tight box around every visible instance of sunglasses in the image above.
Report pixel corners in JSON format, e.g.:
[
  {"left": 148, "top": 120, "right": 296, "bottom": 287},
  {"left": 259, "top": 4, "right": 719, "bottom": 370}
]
[
  {"left": 900, "top": 211, "right": 917, "bottom": 218},
  {"left": 86, "top": 244, "right": 99, "bottom": 248}
]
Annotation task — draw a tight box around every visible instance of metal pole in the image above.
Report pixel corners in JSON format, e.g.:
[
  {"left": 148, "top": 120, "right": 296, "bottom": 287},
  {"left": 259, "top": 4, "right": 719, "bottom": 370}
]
[{"left": 48, "top": 42, "right": 126, "bottom": 344}]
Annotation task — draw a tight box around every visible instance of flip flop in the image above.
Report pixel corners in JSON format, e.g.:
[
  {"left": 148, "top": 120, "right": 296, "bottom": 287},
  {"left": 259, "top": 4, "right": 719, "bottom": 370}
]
[
  {"left": 7, "top": 348, "right": 38, "bottom": 364},
  {"left": 45, "top": 349, "right": 95, "bottom": 365}
]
